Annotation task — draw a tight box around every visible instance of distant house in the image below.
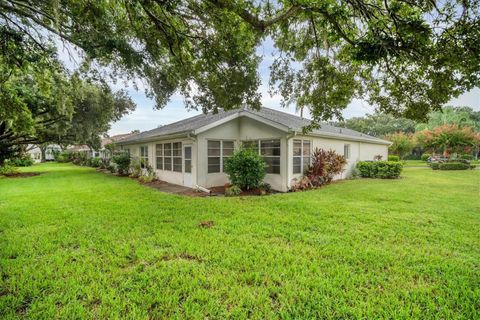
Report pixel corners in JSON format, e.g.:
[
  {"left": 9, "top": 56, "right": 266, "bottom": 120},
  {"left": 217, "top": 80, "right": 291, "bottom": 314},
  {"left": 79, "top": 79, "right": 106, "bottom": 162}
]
[
  {"left": 27, "top": 144, "right": 61, "bottom": 162},
  {"left": 68, "top": 132, "right": 140, "bottom": 158},
  {"left": 117, "top": 107, "right": 390, "bottom": 192}
]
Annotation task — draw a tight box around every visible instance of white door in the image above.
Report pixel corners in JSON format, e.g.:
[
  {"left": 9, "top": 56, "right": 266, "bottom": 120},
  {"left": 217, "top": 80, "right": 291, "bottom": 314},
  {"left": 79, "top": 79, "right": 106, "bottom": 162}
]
[{"left": 183, "top": 145, "right": 193, "bottom": 187}]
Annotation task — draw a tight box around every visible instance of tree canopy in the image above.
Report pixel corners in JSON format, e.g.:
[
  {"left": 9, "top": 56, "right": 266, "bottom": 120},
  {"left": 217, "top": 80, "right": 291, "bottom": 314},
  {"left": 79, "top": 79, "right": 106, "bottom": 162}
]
[
  {"left": 1, "top": 0, "right": 479, "bottom": 125},
  {"left": 336, "top": 113, "right": 417, "bottom": 136}
]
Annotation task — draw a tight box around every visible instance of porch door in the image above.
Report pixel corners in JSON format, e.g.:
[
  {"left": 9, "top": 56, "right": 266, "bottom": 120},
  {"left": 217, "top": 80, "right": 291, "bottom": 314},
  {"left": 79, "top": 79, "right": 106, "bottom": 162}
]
[{"left": 183, "top": 145, "right": 193, "bottom": 187}]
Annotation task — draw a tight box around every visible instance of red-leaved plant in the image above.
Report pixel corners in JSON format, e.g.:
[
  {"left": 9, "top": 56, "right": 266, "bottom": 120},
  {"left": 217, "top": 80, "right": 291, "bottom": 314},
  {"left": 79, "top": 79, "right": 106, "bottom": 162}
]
[{"left": 306, "top": 148, "right": 347, "bottom": 187}]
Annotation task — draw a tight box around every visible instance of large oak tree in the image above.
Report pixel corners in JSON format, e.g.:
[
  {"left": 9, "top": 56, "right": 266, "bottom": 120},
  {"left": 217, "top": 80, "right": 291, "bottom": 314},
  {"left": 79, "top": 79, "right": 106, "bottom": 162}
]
[{"left": 1, "top": 0, "right": 479, "bottom": 126}]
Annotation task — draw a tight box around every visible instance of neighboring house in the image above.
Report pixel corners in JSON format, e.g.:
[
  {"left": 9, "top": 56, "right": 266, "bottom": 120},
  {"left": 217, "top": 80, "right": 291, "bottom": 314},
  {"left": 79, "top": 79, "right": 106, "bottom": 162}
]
[
  {"left": 117, "top": 107, "right": 390, "bottom": 192},
  {"left": 27, "top": 144, "right": 61, "bottom": 162},
  {"left": 68, "top": 132, "right": 140, "bottom": 158}
]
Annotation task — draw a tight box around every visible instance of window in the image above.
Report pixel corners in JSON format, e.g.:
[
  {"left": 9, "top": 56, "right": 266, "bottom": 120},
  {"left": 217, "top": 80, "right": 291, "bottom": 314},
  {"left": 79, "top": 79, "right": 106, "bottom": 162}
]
[
  {"left": 155, "top": 144, "right": 163, "bottom": 170},
  {"left": 293, "top": 139, "right": 311, "bottom": 174},
  {"left": 164, "top": 143, "right": 172, "bottom": 171},
  {"left": 208, "top": 140, "right": 234, "bottom": 173},
  {"left": 261, "top": 140, "right": 280, "bottom": 174},
  {"left": 344, "top": 144, "right": 350, "bottom": 159},
  {"left": 140, "top": 146, "right": 148, "bottom": 168},
  {"left": 172, "top": 142, "right": 182, "bottom": 172},
  {"left": 156, "top": 142, "right": 182, "bottom": 172},
  {"left": 242, "top": 139, "right": 281, "bottom": 174},
  {"left": 184, "top": 146, "right": 192, "bottom": 173}
]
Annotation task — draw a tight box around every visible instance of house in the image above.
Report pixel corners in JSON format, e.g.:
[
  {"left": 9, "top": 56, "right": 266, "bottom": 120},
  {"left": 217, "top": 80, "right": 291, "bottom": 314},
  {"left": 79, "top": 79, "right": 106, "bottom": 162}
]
[
  {"left": 117, "top": 107, "right": 390, "bottom": 192},
  {"left": 27, "top": 144, "right": 61, "bottom": 162},
  {"left": 67, "top": 132, "right": 140, "bottom": 158}
]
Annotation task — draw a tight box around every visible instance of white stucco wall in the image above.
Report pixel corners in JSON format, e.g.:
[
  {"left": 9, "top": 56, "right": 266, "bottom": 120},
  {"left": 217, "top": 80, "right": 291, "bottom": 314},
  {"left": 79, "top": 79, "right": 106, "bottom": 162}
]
[
  {"left": 196, "top": 117, "right": 288, "bottom": 191},
  {"left": 287, "top": 135, "right": 389, "bottom": 189}
]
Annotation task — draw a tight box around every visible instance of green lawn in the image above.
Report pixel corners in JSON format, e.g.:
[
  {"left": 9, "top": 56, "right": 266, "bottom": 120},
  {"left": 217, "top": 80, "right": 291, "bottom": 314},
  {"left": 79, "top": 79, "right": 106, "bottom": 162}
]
[{"left": 1, "top": 163, "right": 479, "bottom": 319}]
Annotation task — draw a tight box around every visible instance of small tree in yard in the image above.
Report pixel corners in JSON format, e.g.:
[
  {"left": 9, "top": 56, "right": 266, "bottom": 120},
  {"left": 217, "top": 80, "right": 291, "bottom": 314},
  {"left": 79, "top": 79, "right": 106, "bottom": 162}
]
[
  {"left": 385, "top": 132, "right": 414, "bottom": 159},
  {"left": 224, "top": 148, "right": 266, "bottom": 190},
  {"left": 306, "top": 148, "right": 347, "bottom": 187}
]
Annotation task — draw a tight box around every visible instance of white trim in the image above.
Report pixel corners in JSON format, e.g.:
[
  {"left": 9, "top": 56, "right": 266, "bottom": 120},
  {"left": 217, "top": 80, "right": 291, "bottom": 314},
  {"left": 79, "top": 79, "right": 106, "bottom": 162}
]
[{"left": 305, "top": 131, "right": 391, "bottom": 145}]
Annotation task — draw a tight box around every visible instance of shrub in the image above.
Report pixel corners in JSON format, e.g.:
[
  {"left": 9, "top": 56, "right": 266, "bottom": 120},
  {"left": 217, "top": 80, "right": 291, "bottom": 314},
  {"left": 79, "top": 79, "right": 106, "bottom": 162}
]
[
  {"left": 290, "top": 176, "right": 313, "bottom": 192},
  {"left": 421, "top": 153, "right": 431, "bottom": 161},
  {"left": 438, "top": 162, "right": 470, "bottom": 170},
  {"left": 356, "top": 161, "right": 403, "bottom": 179},
  {"left": 107, "top": 164, "right": 116, "bottom": 173},
  {"left": 224, "top": 148, "right": 266, "bottom": 190},
  {"left": 387, "top": 155, "right": 400, "bottom": 162},
  {"left": 0, "top": 163, "right": 19, "bottom": 176},
  {"left": 112, "top": 153, "right": 131, "bottom": 175},
  {"left": 70, "top": 152, "right": 88, "bottom": 166},
  {"left": 460, "top": 154, "right": 474, "bottom": 160},
  {"left": 430, "top": 162, "right": 440, "bottom": 170},
  {"left": 258, "top": 182, "right": 272, "bottom": 195},
  {"left": 129, "top": 159, "right": 142, "bottom": 178},
  {"left": 374, "top": 155, "right": 383, "bottom": 161},
  {"left": 54, "top": 151, "right": 70, "bottom": 163},
  {"left": 138, "top": 164, "right": 156, "bottom": 183},
  {"left": 89, "top": 157, "right": 101, "bottom": 168},
  {"left": 8, "top": 154, "right": 35, "bottom": 167},
  {"left": 306, "top": 148, "right": 347, "bottom": 187},
  {"left": 225, "top": 185, "right": 242, "bottom": 196}
]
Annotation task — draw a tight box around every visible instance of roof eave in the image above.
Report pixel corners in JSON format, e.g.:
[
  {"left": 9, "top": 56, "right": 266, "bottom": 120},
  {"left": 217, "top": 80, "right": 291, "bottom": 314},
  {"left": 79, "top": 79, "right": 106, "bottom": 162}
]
[
  {"left": 116, "top": 131, "right": 193, "bottom": 145},
  {"left": 301, "top": 131, "right": 391, "bottom": 145}
]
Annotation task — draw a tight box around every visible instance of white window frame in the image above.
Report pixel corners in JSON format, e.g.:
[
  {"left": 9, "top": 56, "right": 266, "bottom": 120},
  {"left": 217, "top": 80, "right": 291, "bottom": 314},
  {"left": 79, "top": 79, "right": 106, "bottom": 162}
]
[
  {"left": 207, "top": 140, "right": 234, "bottom": 174},
  {"left": 140, "top": 146, "right": 148, "bottom": 168},
  {"left": 293, "top": 139, "right": 311, "bottom": 174},
  {"left": 242, "top": 139, "right": 281, "bottom": 175},
  {"left": 344, "top": 144, "right": 351, "bottom": 159},
  {"left": 155, "top": 142, "right": 182, "bottom": 172},
  {"left": 155, "top": 144, "right": 163, "bottom": 170}
]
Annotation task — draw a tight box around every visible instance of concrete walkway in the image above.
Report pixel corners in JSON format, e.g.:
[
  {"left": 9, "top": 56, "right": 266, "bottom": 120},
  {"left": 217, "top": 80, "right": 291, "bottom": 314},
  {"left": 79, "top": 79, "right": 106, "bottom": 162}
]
[{"left": 143, "top": 180, "right": 195, "bottom": 195}]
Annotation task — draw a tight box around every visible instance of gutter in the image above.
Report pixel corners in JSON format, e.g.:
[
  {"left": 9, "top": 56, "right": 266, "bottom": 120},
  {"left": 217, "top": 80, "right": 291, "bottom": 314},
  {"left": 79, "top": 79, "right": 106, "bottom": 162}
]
[{"left": 117, "top": 131, "right": 194, "bottom": 145}]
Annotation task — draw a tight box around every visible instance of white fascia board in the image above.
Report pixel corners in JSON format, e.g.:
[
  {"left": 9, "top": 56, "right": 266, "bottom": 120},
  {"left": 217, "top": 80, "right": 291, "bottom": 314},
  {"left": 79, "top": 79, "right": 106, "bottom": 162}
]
[
  {"left": 304, "top": 131, "right": 392, "bottom": 145},
  {"left": 116, "top": 132, "right": 192, "bottom": 145}
]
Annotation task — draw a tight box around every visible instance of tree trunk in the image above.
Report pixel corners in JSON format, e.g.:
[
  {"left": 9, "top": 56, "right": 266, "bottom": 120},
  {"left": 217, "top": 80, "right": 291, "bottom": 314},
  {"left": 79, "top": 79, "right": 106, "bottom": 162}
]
[{"left": 40, "top": 145, "right": 46, "bottom": 163}]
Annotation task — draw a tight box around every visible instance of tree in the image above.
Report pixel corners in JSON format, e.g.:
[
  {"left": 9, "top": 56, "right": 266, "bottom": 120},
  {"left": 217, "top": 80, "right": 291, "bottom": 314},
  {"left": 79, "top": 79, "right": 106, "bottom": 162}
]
[
  {"left": 0, "top": 27, "right": 135, "bottom": 164},
  {"left": 0, "top": 0, "right": 479, "bottom": 125},
  {"left": 415, "top": 125, "right": 480, "bottom": 156},
  {"left": 416, "top": 106, "right": 480, "bottom": 131},
  {"left": 385, "top": 132, "right": 414, "bottom": 159},
  {"left": 337, "top": 113, "right": 416, "bottom": 137}
]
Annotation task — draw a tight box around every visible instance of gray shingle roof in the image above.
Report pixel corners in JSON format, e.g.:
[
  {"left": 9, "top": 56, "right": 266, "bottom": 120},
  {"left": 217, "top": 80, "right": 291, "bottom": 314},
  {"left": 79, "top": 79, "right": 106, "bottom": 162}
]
[{"left": 119, "top": 107, "right": 390, "bottom": 145}]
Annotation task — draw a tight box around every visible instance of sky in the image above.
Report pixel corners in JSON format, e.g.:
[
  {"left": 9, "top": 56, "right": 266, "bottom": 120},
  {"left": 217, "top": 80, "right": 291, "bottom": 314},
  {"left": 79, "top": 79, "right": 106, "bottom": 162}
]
[{"left": 56, "top": 38, "right": 479, "bottom": 136}]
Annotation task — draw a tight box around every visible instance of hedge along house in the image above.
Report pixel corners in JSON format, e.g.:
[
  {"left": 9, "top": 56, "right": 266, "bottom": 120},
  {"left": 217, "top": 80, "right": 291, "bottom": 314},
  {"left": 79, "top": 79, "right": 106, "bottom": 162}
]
[{"left": 116, "top": 107, "right": 390, "bottom": 192}]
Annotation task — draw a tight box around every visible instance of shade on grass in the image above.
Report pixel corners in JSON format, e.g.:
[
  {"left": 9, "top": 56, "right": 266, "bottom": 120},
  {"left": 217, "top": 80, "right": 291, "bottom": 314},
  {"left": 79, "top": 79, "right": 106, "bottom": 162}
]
[{"left": 0, "top": 163, "right": 479, "bottom": 319}]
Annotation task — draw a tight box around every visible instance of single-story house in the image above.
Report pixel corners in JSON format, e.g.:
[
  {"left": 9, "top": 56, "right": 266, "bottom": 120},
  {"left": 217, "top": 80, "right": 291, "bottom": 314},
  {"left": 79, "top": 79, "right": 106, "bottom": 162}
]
[
  {"left": 117, "top": 107, "right": 390, "bottom": 192},
  {"left": 68, "top": 132, "right": 140, "bottom": 158}
]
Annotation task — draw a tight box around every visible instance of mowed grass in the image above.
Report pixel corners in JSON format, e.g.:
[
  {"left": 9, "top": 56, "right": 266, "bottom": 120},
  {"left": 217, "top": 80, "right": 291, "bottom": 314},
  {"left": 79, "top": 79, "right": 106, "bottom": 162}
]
[{"left": 0, "top": 163, "right": 479, "bottom": 319}]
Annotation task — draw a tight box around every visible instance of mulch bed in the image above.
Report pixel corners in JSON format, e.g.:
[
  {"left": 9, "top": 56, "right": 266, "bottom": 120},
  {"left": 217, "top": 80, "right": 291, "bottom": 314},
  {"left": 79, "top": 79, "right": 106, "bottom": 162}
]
[{"left": 3, "top": 172, "right": 42, "bottom": 178}]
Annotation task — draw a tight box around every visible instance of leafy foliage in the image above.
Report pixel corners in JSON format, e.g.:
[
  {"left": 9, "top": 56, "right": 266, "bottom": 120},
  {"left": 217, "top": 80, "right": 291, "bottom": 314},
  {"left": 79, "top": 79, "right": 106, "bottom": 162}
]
[
  {"left": 385, "top": 132, "right": 414, "bottom": 159},
  {"left": 1, "top": 0, "right": 479, "bottom": 124},
  {"left": 306, "top": 148, "right": 347, "bottom": 187},
  {"left": 437, "top": 162, "right": 471, "bottom": 170},
  {"left": 138, "top": 164, "right": 157, "bottom": 183},
  {"left": 0, "top": 162, "right": 19, "bottom": 176},
  {"left": 224, "top": 148, "right": 266, "bottom": 190},
  {"left": 415, "top": 124, "right": 480, "bottom": 156},
  {"left": 112, "top": 153, "right": 131, "bottom": 176},
  {"left": 337, "top": 113, "right": 416, "bottom": 136},
  {"left": 356, "top": 161, "right": 403, "bottom": 179},
  {"left": 7, "top": 154, "right": 34, "bottom": 167},
  {"left": 225, "top": 185, "right": 242, "bottom": 197},
  {"left": 421, "top": 153, "right": 431, "bottom": 162},
  {"left": 387, "top": 155, "right": 400, "bottom": 162},
  {"left": 416, "top": 106, "right": 480, "bottom": 131}
]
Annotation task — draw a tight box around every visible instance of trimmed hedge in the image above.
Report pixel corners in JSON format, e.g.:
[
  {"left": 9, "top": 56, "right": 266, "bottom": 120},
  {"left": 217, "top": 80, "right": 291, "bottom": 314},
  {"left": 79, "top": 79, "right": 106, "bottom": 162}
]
[
  {"left": 387, "top": 155, "right": 400, "bottom": 162},
  {"left": 460, "top": 154, "right": 474, "bottom": 160},
  {"left": 439, "top": 162, "right": 470, "bottom": 170},
  {"left": 356, "top": 161, "right": 403, "bottom": 179}
]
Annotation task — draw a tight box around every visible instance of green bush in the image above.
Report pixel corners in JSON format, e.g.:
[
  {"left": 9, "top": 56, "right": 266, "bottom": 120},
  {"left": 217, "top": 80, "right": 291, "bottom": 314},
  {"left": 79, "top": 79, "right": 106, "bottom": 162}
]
[
  {"left": 225, "top": 185, "right": 242, "bottom": 196},
  {"left": 129, "top": 159, "right": 142, "bottom": 178},
  {"left": 421, "top": 153, "right": 431, "bottom": 161},
  {"left": 138, "top": 164, "right": 156, "bottom": 183},
  {"left": 460, "top": 154, "right": 474, "bottom": 160},
  {"left": 224, "top": 148, "right": 266, "bottom": 190},
  {"left": 387, "top": 155, "right": 400, "bottom": 162},
  {"left": 438, "top": 162, "right": 470, "bottom": 170},
  {"left": 430, "top": 162, "right": 440, "bottom": 170},
  {"left": 112, "top": 153, "right": 131, "bottom": 175},
  {"left": 54, "top": 151, "right": 70, "bottom": 163},
  {"left": 8, "top": 154, "right": 34, "bottom": 167},
  {"left": 356, "top": 161, "right": 403, "bottom": 179},
  {"left": 89, "top": 157, "right": 101, "bottom": 167},
  {"left": 0, "top": 163, "right": 19, "bottom": 176}
]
